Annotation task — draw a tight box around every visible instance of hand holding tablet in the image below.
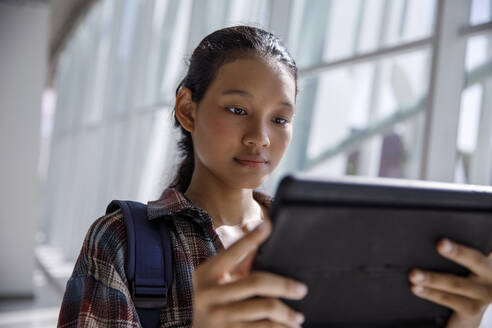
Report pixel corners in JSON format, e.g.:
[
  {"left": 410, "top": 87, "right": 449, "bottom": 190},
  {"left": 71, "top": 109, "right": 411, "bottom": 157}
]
[
  {"left": 409, "top": 238, "right": 492, "bottom": 328},
  {"left": 252, "top": 174, "right": 492, "bottom": 327}
]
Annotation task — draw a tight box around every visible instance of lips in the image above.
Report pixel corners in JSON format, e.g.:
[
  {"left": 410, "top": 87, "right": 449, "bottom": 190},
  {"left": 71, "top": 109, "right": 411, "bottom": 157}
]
[
  {"left": 234, "top": 155, "right": 268, "bottom": 163},
  {"left": 234, "top": 155, "right": 269, "bottom": 168}
]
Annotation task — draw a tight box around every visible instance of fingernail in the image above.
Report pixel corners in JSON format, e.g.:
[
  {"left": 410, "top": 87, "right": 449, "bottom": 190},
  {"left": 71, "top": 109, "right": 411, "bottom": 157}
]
[
  {"left": 296, "top": 283, "right": 308, "bottom": 296},
  {"left": 440, "top": 239, "right": 454, "bottom": 253},
  {"left": 295, "top": 312, "right": 305, "bottom": 323},
  {"left": 412, "top": 285, "right": 425, "bottom": 294},
  {"left": 411, "top": 270, "right": 425, "bottom": 283}
]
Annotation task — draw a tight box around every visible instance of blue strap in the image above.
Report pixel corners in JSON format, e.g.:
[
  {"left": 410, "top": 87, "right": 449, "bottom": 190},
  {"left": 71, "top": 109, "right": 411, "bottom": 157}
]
[
  {"left": 137, "top": 308, "right": 162, "bottom": 328},
  {"left": 106, "top": 200, "right": 173, "bottom": 328}
]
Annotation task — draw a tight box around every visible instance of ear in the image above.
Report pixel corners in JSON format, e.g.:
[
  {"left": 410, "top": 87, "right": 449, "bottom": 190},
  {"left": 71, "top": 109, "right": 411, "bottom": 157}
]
[{"left": 175, "top": 87, "right": 196, "bottom": 133}]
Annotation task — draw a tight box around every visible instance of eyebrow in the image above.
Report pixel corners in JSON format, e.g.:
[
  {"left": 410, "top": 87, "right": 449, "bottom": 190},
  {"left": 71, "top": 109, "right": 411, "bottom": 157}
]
[{"left": 221, "top": 89, "right": 294, "bottom": 109}]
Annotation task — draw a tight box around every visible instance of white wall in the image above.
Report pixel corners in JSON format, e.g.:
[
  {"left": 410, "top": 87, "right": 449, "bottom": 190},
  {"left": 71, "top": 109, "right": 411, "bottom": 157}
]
[{"left": 0, "top": 2, "right": 48, "bottom": 296}]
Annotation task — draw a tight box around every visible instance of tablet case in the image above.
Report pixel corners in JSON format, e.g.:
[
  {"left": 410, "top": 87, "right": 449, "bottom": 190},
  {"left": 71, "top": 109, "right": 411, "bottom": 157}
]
[{"left": 252, "top": 174, "right": 492, "bottom": 327}]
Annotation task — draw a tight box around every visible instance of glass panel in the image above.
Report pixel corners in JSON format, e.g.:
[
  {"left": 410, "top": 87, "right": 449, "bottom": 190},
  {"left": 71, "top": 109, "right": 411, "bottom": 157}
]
[
  {"left": 66, "top": 127, "right": 105, "bottom": 259},
  {"left": 470, "top": 0, "right": 492, "bottom": 25},
  {"left": 307, "top": 153, "right": 347, "bottom": 176},
  {"left": 305, "top": 49, "right": 430, "bottom": 162},
  {"left": 264, "top": 49, "right": 429, "bottom": 192},
  {"left": 156, "top": 0, "right": 193, "bottom": 104},
  {"left": 93, "top": 119, "right": 125, "bottom": 210},
  {"left": 186, "top": 0, "right": 270, "bottom": 52},
  {"left": 85, "top": 0, "right": 113, "bottom": 124},
  {"left": 455, "top": 33, "right": 492, "bottom": 185},
  {"left": 140, "top": 0, "right": 173, "bottom": 107},
  {"left": 291, "top": 0, "right": 436, "bottom": 68},
  {"left": 354, "top": 112, "right": 424, "bottom": 178},
  {"left": 305, "top": 110, "right": 424, "bottom": 180},
  {"left": 383, "top": 0, "right": 436, "bottom": 47},
  {"left": 138, "top": 107, "right": 177, "bottom": 201},
  {"left": 457, "top": 84, "right": 482, "bottom": 157},
  {"left": 455, "top": 84, "right": 483, "bottom": 184},
  {"left": 322, "top": 0, "right": 362, "bottom": 62},
  {"left": 466, "top": 34, "right": 489, "bottom": 71},
  {"left": 190, "top": 0, "right": 231, "bottom": 38},
  {"left": 356, "top": 0, "right": 386, "bottom": 54},
  {"left": 289, "top": 0, "right": 334, "bottom": 68},
  {"left": 47, "top": 135, "right": 74, "bottom": 250},
  {"left": 226, "top": 0, "right": 269, "bottom": 27}
]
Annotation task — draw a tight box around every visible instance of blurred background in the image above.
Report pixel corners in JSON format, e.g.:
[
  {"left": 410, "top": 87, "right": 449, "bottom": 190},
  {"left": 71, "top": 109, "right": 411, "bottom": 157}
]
[{"left": 1, "top": 0, "right": 492, "bottom": 326}]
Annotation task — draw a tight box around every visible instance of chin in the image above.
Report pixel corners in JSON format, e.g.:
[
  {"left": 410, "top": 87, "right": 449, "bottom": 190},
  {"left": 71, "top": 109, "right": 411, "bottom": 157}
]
[{"left": 226, "top": 174, "right": 269, "bottom": 190}]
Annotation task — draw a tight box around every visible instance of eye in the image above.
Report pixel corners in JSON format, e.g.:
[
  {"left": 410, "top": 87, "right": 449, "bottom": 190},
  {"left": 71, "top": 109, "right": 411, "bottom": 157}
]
[
  {"left": 225, "top": 106, "right": 247, "bottom": 115},
  {"left": 273, "top": 117, "right": 289, "bottom": 125}
]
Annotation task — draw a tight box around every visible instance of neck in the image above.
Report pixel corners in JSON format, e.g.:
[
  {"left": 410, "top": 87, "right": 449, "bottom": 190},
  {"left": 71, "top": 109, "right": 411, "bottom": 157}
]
[{"left": 183, "top": 163, "right": 264, "bottom": 228}]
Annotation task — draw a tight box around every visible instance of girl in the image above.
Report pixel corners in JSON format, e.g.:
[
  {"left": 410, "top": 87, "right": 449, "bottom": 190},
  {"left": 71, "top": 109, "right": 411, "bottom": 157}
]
[{"left": 58, "top": 26, "right": 492, "bottom": 328}]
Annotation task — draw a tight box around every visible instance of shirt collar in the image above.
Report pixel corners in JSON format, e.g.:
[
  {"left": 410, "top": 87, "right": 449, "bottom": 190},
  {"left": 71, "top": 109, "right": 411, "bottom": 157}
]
[
  {"left": 147, "top": 188, "right": 196, "bottom": 221},
  {"left": 147, "top": 187, "right": 273, "bottom": 221}
]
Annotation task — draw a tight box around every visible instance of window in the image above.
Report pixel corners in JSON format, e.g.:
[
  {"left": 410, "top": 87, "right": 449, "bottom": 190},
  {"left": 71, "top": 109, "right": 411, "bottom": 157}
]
[{"left": 45, "top": 0, "right": 492, "bottom": 262}]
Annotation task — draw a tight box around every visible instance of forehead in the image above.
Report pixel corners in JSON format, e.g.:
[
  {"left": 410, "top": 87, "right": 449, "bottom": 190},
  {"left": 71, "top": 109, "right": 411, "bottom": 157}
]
[{"left": 208, "top": 57, "right": 296, "bottom": 104}]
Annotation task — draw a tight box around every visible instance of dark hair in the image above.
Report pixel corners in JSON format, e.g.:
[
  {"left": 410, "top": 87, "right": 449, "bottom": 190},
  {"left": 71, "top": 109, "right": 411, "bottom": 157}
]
[{"left": 169, "top": 25, "right": 298, "bottom": 193}]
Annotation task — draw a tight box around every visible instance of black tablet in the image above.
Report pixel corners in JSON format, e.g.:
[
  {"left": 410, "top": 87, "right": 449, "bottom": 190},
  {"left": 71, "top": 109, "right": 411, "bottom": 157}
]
[{"left": 252, "top": 173, "right": 492, "bottom": 327}]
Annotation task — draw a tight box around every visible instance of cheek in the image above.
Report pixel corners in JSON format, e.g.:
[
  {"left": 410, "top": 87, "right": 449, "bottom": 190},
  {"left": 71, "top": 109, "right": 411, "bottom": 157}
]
[
  {"left": 270, "top": 128, "right": 292, "bottom": 158},
  {"left": 208, "top": 115, "right": 238, "bottom": 143},
  {"left": 194, "top": 113, "right": 237, "bottom": 154}
]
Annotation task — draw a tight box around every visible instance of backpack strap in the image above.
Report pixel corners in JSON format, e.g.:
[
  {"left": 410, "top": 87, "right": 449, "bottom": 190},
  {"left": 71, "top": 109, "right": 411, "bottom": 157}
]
[{"left": 106, "top": 200, "right": 173, "bottom": 328}]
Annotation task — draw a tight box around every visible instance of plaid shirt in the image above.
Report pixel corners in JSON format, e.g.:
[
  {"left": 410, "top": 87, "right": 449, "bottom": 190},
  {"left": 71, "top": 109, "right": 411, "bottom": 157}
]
[{"left": 57, "top": 188, "right": 272, "bottom": 328}]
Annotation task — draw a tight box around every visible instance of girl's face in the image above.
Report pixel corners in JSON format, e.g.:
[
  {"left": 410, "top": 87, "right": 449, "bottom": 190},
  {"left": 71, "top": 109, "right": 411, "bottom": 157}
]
[{"left": 188, "top": 57, "right": 296, "bottom": 189}]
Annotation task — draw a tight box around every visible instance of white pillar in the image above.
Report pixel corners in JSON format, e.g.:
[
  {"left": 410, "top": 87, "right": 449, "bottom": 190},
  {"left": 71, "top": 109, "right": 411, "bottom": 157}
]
[
  {"left": 422, "top": 0, "right": 470, "bottom": 181},
  {"left": 0, "top": 2, "right": 48, "bottom": 296},
  {"left": 469, "top": 77, "right": 492, "bottom": 185}
]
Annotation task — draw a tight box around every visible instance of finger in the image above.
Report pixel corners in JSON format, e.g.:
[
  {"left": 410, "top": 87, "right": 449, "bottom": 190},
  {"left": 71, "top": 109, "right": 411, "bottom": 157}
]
[
  {"left": 211, "top": 298, "right": 304, "bottom": 327},
  {"left": 411, "top": 285, "right": 486, "bottom": 318},
  {"left": 234, "top": 320, "right": 297, "bottom": 328},
  {"left": 437, "top": 239, "right": 492, "bottom": 278},
  {"left": 227, "top": 252, "right": 256, "bottom": 282},
  {"left": 229, "top": 218, "right": 274, "bottom": 279},
  {"left": 409, "top": 269, "right": 492, "bottom": 302},
  {"left": 202, "top": 271, "right": 308, "bottom": 304},
  {"left": 198, "top": 220, "right": 272, "bottom": 283},
  {"left": 230, "top": 218, "right": 274, "bottom": 280}
]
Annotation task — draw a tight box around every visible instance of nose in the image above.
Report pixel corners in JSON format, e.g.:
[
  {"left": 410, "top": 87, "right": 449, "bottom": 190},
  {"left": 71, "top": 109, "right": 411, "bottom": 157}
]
[{"left": 242, "top": 119, "right": 270, "bottom": 148}]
